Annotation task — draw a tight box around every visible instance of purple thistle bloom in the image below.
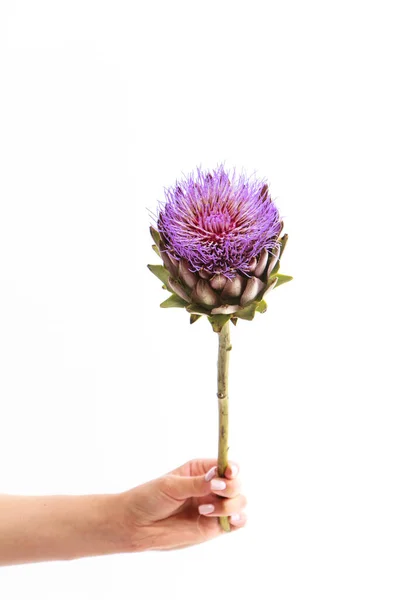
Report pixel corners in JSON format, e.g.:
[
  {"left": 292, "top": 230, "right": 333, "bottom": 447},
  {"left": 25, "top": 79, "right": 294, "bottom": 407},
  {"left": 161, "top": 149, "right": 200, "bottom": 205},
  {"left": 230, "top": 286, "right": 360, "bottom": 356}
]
[{"left": 157, "top": 165, "right": 282, "bottom": 278}]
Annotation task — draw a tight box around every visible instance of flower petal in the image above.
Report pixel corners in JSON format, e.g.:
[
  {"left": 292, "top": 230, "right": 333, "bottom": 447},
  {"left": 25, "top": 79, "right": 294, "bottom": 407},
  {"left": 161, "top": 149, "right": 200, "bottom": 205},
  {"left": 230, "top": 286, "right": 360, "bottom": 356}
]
[
  {"left": 198, "top": 268, "right": 213, "bottom": 280},
  {"left": 256, "top": 299, "right": 268, "bottom": 313},
  {"left": 221, "top": 275, "right": 245, "bottom": 300},
  {"left": 210, "top": 274, "right": 228, "bottom": 291},
  {"left": 240, "top": 277, "right": 265, "bottom": 306},
  {"left": 246, "top": 257, "right": 258, "bottom": 273},
  {"left": 190, "top": 314, "right": 202, "bottom": 324},
  {"left": 186, "top": 303, "right": 212, "bottom": 315},
  {"left": 149, "top": 226, "right": 161, "bottom": 247},
  {"left": 192, "top": 279, "right": 219, "bottom": 307},
  {"left": 178, "top": 259, "right": 198, "bottom": 289},
  {"left": 160, "top": 294, "right": 188, "bottom": 308},
  {"left": 254, "top": 248, "right": 269, "bottom": 278},
  {"left": 267, "top": 248, "right": 280, "bottom": 278},
  {"left": 270, "top": 234, "right": 288, "bottom": 276},
  {"left": 207, "top": 314, "right": 231, "bottom": 333},
  {"left": 265, "top": 276, "right": 278, "bottom": 294},
  {"left": 168, "top": 277, "right": 191, "bottom": 302},
  {"left": 148, "top": 264, "right": 171, "bottom": 288},
  {"left": 211, "top": 304, "right": 241, "bottom": 315},
  {"left": 234, "top": 302, "right": 258, "bottom": 321},
  {"left": 160, "top": 244, "right": 179, "bottom": 277},
  {"left": 274, "top": 274, "right": 293, "bottom": 288}
]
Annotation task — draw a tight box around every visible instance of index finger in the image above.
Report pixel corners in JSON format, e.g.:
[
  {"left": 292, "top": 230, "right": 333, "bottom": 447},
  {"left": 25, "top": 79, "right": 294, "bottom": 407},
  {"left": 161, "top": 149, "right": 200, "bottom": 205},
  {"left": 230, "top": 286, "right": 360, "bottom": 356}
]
[
  {"left": 223, "top": 461, "right": 239, "bottom": 479},
  {"left": 170, "top": 458, "right": 240, "bottom": 479}
]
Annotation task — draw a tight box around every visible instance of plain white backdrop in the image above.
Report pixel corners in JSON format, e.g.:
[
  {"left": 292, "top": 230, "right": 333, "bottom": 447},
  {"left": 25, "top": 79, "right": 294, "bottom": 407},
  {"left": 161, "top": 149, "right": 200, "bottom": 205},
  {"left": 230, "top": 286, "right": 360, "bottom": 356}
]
[{"left": 0, "top": 1, "right": 399, "bottom": 598}]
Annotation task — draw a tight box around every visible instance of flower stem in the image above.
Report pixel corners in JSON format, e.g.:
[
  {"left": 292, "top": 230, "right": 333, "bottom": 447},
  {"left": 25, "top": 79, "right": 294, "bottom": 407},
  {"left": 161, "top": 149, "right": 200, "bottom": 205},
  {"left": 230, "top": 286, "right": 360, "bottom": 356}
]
[{"left": 217, "top": 321, "right": 231, "bottom": 533}]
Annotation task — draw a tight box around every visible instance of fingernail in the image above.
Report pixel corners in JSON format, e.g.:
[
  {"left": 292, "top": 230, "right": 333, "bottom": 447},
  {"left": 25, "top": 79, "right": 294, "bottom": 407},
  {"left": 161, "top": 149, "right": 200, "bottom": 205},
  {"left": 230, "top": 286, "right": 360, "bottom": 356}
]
[
  {"left": 230, "top": 464, "right": 239, "bottom": 478},
  {"left": 211, "top": 479, "right": 226, "bottom": 491},
  {"left": 230, "top": 513, "right": 241, "bottom": 523},
  {"left": 205, "top": 466, "right": 217, "bottom": 482},
  {"left": 198, "top": 504, "right": 215, "bottom": 515}
]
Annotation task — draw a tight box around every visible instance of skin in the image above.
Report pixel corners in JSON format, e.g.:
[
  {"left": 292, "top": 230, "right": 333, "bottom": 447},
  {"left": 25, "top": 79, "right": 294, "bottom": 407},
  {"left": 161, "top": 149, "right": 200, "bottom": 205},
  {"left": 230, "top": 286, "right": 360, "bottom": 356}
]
[{"left": 0, "top": 458, "right": 246, "bottom": 566}]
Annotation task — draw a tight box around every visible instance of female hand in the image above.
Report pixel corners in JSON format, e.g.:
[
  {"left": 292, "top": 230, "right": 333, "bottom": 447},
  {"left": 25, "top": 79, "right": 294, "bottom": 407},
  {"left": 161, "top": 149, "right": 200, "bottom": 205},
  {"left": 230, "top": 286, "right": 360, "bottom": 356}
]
[
  {"left": 119, "top": 458, "right": 247, "bottom": 552},
  {"left": 0, "top": 458, "right": 246, "bottom": 565}
]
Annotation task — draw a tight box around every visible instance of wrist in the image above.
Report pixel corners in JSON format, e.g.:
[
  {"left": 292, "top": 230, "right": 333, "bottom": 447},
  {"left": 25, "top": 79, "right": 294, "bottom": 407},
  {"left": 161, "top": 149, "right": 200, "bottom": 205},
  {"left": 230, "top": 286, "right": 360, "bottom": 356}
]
[
  {"left": 105, "top": 491, "right": 154, "bottom": 554},
  {"left": 94, "top": 493, "right": 130, "bottom": 555}
]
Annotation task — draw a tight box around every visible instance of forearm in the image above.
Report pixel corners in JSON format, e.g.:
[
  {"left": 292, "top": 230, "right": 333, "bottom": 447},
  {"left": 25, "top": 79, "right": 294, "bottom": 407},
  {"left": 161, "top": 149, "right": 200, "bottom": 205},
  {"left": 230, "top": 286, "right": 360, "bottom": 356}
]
[{"left": 0, "top": 493, "right": 130, "bottom": 566}]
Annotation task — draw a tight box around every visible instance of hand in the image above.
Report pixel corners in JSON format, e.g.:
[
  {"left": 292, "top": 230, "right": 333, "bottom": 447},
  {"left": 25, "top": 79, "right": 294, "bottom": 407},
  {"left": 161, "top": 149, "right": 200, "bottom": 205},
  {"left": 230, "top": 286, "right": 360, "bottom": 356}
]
[{"left": 118, "top": 458, "right": 247, "bottom": 552}]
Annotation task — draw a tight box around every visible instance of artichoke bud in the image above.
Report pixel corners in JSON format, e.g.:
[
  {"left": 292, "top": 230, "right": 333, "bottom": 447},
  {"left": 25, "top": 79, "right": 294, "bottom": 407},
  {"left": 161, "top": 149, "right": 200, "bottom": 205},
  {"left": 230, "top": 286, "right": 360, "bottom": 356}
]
[{"left": 148, "top": 166, "right": 291, "bottom": 328}]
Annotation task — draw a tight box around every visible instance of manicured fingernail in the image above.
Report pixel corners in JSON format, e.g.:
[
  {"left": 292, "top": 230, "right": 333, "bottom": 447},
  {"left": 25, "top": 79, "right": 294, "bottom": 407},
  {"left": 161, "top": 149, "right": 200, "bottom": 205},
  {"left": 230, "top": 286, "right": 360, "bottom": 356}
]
[
  {"left": 205, "top": 466, "right": 217, "bottom": 482},
  {"left": 211, "top": 479, "right": 226, "bottom": 491},
  {"left": 230, "top": 513, "right": 241, "bottom": 523},
  {"left": 230, "top": 464, "right": 239, "bottom": 478},
  {"left": 198, "top": 504, "right": 215, "bottom": 515}
]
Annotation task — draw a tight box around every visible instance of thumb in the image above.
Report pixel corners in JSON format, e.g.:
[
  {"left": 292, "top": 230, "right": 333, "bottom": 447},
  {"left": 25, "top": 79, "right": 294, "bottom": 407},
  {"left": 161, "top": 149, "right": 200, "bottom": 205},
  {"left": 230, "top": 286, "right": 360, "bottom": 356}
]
[{"left": 163, "top": 466, "right": 217, "bottom": 500}]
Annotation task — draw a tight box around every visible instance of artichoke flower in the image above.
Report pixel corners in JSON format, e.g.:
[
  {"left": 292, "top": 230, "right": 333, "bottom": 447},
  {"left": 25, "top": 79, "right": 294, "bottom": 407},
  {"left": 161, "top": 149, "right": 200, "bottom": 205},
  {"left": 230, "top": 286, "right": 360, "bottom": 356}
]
[
  {"left": 148, "top": 165, "right": 292, "bottom": 332},
  {"left": 148, "top": 166, "right": 292, "bottom": 532}
]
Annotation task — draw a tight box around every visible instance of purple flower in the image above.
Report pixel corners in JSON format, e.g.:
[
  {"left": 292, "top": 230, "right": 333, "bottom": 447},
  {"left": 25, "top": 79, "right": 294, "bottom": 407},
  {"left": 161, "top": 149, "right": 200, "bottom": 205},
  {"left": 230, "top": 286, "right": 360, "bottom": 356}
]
[
  {"left": 149, "top": 165, "right": 291, "bottom": 328},
  {"left": 157, "top": 165, "right": 282, "bottom": 278}
]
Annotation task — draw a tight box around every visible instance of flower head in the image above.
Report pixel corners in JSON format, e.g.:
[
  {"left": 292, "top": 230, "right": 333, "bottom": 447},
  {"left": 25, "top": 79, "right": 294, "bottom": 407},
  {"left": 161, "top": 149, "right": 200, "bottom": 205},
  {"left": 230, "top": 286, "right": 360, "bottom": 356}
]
[
  {"left": 157, "top": 165, "right": 282, "bottom": 278},
  {"left": 148, "top": 165, "right": 291, "bottom": 330}
]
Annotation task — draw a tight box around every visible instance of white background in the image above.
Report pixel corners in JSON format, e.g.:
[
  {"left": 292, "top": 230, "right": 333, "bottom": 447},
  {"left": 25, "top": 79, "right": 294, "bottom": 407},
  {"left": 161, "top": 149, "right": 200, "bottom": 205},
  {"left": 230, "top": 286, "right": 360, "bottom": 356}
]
[{"left": 0, "top": 1, "right": 399, "bottom": 598}]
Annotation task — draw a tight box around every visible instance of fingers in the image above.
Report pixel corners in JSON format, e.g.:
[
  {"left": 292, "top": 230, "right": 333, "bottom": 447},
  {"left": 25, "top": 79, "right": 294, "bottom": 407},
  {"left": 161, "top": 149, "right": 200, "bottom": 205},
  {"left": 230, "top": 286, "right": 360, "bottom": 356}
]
[
  {"left": 161, "top": 473, "right": 210, "bottom": 500},
  {"left": 208, "top": 476, "right": 241, "bottom": 499},
  {"left": 162, "top": 471, "right": 239, "bottom": 500},
  {"left": 161, "top": 459, "right": 247, "bottom": 534},
  {"left": 172, "top": 458, "right": 240, "bottom": 480},
  {"left": 224, "top": 461, "right": 239, "bottom": 480},
  {"left": 229, "top": 513, "right": 247, "bottom": 528},
  {"left": 162, "top": 460, "right": 241, "bottom": 501},
  {"left": 201, "top": 460, "right": 240, "bottom": 480},
  {"left": 203, "top": 463, "right": 241, "bottom": 498},
  {"left": 198, "top": 493, "right": 247, "bottom": 517}
]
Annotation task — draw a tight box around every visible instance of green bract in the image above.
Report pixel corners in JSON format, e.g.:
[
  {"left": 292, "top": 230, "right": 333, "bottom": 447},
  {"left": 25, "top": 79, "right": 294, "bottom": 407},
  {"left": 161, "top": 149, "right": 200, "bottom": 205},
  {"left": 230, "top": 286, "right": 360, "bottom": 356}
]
[{"left": 148, "top": 226, "right": 292, "bottom": 333}]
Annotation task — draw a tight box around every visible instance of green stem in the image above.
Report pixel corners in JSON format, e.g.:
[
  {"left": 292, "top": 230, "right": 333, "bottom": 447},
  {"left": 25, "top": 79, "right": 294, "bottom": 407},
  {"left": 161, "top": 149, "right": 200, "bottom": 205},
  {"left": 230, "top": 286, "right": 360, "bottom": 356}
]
[{"left": 217, "top": 321, "right": 231, "bottom": 532}]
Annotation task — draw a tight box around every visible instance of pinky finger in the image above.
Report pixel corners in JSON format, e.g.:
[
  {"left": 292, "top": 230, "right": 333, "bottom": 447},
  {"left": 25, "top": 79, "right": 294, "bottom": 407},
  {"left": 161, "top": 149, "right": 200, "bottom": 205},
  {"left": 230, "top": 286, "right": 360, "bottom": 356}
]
[{"left": 229, "top": 513, "right": 247, "bottom": 528}]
